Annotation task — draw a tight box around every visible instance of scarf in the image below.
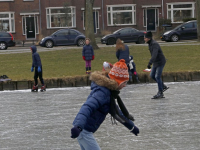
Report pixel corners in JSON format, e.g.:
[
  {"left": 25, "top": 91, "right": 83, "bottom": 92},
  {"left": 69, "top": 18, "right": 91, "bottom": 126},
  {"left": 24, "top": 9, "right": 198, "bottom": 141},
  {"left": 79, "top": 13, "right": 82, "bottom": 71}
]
[{"left": 110, "top": 90, "right": 134, "bottom": 125}]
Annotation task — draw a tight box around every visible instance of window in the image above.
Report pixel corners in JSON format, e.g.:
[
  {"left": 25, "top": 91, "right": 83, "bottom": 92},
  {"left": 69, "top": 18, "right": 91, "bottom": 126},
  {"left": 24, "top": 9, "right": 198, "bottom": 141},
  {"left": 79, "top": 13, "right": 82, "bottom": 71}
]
[
  {"left": 55, "top": 30, "right": 69, "bottom": 37},
  {"left": 167, "top": 3, "right": 195, "bottom": 23},
  {"left": 70, "top": 30, "right": 78, "bottom": 35},
  {"left": 0, "top": 12, "right": 15, "bottom": 32},
  {"left": 183, "top": 22, "right": 194, "bottom": 29},
  {"left": 46, "top": 7, "right": 76, "bottom": 29},
  {"left": 107, "top": 4, "right": 136, "bottom": 26}
]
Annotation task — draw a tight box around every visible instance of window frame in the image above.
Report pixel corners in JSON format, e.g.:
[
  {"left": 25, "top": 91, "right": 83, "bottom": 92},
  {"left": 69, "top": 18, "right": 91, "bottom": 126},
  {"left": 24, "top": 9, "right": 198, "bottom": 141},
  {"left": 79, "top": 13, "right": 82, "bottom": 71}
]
[
  {"left": 22, "top": 16, "right": 39, "bottom": 35},
  {"left": 46, "top": 6, "right": 76, "bottom": 29},
  {"left": 167, "top": 2, "right": 195, "bottom": 23},
  {"left": 0, "top": 12, "right": 15, "bottom": 33},
  {"left": 107, "top": 4, "right": 136, "bottom": 26}
]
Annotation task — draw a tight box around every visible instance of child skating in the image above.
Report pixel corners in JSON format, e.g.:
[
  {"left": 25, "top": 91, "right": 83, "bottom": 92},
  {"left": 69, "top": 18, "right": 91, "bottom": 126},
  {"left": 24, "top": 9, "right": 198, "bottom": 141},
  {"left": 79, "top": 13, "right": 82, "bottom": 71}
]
[
  {"left": 30, "top": 45, "right": 46, "bottom": 92},
  {"left": 71, "top": 59, "right": 139, "bottom": 150},
  {"left": 82, "top": 38, "right": 94, "bottom": 74},
  {"left": 128, "top": 56, "right": 140, "bottom": 83}
]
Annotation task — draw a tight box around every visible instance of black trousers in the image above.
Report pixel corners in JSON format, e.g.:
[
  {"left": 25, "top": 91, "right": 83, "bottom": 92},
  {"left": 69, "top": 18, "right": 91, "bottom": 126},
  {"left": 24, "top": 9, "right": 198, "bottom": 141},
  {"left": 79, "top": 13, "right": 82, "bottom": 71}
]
[{"left": 34, "top": 67, "right": 44, "bottom": 85}]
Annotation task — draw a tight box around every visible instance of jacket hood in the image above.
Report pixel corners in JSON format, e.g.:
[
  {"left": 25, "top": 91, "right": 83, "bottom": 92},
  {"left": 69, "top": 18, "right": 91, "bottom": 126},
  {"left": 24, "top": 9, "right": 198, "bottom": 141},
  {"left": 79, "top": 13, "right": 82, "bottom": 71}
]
[
  {"left": 90, "top": 71, "right": 118, "bottom": 90},
  {"left": 31, "top": 45, "right": 37, "bottom": 53}
]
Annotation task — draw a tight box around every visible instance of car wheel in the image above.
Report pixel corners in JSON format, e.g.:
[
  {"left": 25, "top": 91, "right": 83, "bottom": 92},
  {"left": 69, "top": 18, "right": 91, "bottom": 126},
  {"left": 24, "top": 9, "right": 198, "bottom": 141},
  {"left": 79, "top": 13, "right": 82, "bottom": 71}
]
[
  {"left": 171, "top": 35, "right": 179, "bottom": 42},
  {"left": 45, "top": 40, "right": 53, "bottom": 48},
  {"left": 136, "top": 37, "right": 145, "bottom": 44},
  {"left": 107, "top": 38, "right": 116, "bottom": 45},
  {"left": 0, "top": 42, "right": 7, "bottom": 50},
  {"left": 77, "top": 39, "right": 85, "bottom": 46}
]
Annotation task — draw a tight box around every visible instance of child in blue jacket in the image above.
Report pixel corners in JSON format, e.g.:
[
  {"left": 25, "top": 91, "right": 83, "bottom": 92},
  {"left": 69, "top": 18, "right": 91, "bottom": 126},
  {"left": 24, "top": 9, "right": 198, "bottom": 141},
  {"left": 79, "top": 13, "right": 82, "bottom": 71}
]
[
  {"left": 82, "top": 38, "right": 94, "bottom": 74},
  {"left": 30, "top": 45, "right": 45, "bottom": 91},
  {"left": 71, "top": 59, "right": 139, "bottom": 150}
]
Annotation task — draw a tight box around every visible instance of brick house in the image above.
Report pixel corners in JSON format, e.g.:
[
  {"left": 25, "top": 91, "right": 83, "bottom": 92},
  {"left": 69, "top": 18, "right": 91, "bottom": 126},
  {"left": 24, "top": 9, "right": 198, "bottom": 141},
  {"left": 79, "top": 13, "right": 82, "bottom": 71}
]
[{"left": 0, "top": 0, "right": 196, "bottom": 41}]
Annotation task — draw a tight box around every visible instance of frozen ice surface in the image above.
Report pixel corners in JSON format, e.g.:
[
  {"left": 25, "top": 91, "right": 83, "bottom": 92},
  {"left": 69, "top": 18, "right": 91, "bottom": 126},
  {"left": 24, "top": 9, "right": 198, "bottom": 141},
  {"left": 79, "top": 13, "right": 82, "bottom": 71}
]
[{"left": 0, "top": 81, "right": 200, "bottom": 150}]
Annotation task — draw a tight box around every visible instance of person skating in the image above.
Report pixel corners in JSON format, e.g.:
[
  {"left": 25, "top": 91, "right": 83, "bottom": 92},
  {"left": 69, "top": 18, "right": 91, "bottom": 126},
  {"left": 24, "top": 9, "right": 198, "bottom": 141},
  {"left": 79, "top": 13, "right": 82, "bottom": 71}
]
[
  {"left": 82, "top": 38, "right": 94, "bottom": 74},
  {"left": 30, "top": 45, "right": 45, "bottom": 92},
  {"left": 128, "top": 56, "right": 140, "bottom": 83},
  {"left": 116, "top": 39, "right": 132, "bottom": 82},
  {"left": 144, "top": 31, "right": 169, "bottom": 99},
  {"left": 71, "top": 59, "right": 139, "bottom": 150}
]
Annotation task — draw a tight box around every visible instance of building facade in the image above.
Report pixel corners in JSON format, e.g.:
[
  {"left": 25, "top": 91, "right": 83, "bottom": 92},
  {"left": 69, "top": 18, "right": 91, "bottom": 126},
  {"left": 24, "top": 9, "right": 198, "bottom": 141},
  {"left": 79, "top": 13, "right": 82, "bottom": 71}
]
[{"left": 0, "top": 0, "right": 196, "bottom": 41}]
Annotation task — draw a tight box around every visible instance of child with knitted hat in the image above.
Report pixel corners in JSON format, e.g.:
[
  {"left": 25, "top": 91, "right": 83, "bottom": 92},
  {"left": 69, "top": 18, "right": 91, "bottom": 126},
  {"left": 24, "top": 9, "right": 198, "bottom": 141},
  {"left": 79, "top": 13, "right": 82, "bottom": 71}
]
[{"left": 71, "top": 59, "right": 139, "bottom": 150}]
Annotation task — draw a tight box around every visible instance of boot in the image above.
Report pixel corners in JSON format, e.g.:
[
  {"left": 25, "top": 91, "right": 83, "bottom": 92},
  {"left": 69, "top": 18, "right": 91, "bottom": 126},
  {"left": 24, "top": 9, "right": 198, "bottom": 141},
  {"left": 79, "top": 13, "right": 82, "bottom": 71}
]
[
  {"left": 41, "top": 85, "right": 46, "bottom": 92},
  {"left": 135, "top": 76, "right": 140, "bottom": 83},
  {"left": 86, "top": 67, "right": 88, "bottom": 74},
  {"left": 152, "top": 91, "right": 164, "bottom": 99},
  {"left": 32, "top": 85, "right": 38, "bottom": 92},
  {"left": 88, "top": 67, "right": 91, "bottom": 74}
]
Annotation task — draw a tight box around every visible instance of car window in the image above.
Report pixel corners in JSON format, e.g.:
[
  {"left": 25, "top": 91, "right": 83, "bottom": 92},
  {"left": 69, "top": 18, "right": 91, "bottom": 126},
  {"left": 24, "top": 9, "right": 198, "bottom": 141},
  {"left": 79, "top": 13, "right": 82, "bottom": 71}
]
[
  {"left": 183, "top": 22, "right": 194, "bottom": 29},
  {"left": 119, "top": 29, "right": 131, "bottom": 35},
  {"left": 70, "top": 30, "right": 78, "bottom": 35},
  {"left": 56, "top": 30, "right": 69, "bottom": 37},
  {"left": 0, "top": 32, "right": 10, "bottom": 37},
  {"left": 131, "top": 29, "right": 137, "bottom": 33},
  {"left": 194, "top": 22, "right": 197, "bottom": 28}
]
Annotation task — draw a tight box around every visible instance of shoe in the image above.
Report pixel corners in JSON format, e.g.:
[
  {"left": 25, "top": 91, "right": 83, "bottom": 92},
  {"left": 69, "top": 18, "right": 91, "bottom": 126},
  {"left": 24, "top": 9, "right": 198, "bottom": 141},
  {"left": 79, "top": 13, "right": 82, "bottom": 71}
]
[
  {"left": 136, "top": 77, "right": 140, "bottom": 83},
  {"left": 152, "top": 91, "right": 164, "bottom": 99}
]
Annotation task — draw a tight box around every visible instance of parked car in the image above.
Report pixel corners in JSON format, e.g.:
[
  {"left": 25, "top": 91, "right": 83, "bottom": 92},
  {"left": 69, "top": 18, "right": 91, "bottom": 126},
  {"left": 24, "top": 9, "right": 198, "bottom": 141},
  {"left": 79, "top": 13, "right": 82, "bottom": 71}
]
[
  {"left": 40, "top": 29, "right": 86, "bottom": 48},
  {"left": 161, "top": 20, "right": 197, "bottom": 42},
  {"left": 101, "top": 27, "right": 146, "bottom": 45},
  {"left": 0, "top": 32, "right": 15, "bottom": 50}
]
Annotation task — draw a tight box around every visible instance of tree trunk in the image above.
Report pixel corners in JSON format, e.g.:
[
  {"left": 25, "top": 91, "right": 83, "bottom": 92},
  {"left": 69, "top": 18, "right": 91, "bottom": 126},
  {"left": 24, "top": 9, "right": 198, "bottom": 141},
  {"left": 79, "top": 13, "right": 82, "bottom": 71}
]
[
  {"left": 197, "top": 0, "right": 200, "bottom": 41},
  {"left": 85, "top": 0, "right": 99, "bottom": 49}
]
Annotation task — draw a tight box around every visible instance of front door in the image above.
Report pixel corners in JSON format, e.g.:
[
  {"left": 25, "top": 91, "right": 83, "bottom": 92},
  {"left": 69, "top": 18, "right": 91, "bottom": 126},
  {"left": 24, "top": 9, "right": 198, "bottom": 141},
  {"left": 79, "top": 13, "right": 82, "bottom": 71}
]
[
  {"left": 26, "top": 17, "right": 36, "bottom": 39},
  {"left": 147, "top": 9, "right": 156, "bottom": 31}
]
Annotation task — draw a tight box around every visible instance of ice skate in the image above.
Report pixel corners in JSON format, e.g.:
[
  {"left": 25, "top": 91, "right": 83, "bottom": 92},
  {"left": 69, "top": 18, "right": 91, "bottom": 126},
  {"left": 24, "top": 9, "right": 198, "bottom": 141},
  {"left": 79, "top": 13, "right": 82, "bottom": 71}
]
[
  {"left": 152, "top": 91, "right": 164, "bottom": 99},
  {"left": 40, "top": 85, "right": 46, "bottom": 92},
  {"left": 163, "top": 84, "right": 169, "bottom": 92},
  {"left": 136, "top": 77, "right": 140, "bottom": 83},
  {"left": 31, "top": 85, "right": 38, "bottom": 92}
]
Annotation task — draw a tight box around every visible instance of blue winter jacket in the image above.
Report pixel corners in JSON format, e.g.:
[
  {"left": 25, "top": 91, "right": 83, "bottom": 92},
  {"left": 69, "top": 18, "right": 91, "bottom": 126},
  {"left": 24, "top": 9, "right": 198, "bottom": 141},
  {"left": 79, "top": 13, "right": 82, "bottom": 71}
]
[
  {"left": 31, "top": 45, "right": 42, "bottom": 67},
  {"left": 116, "top": 45, "right": 130, "bottom": 64},
  {"left": 82, "top": 44, "right": 94, "bottom": 60},
  {"left": 73, "top": 71, "right": 135, "bottom": 133}
]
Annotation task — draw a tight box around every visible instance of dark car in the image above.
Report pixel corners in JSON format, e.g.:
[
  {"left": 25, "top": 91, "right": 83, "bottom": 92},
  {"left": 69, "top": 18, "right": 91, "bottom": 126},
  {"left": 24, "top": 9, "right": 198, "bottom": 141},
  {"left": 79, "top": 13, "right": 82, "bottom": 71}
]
[
  {"left": 0, "top": 32, "right": 15, "bottom": 50},
  {"left": 101, "top": 27, "right": 146, "bottom": 45},
  {"left": 161, "top": 20, "right": 197, "bottom": 42},
  {"left": 40, "top": 29, "right": 86, "bottom": 48}
]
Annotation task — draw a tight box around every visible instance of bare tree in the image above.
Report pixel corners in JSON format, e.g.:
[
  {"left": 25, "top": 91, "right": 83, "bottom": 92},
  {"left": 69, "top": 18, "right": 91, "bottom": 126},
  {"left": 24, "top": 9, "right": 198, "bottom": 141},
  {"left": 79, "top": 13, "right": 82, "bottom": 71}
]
[
  {"left": 85, "top": 0, "right": 99, "bottom": 49},
  {"left": 196, "top": 0, "right": 200, "bottom": 41}
]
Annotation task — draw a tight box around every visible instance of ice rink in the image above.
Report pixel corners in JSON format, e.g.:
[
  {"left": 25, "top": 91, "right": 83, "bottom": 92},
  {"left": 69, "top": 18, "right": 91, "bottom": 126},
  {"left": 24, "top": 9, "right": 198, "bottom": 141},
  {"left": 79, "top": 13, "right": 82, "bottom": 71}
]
[{"left": 0, "top": 81, "right": 200, "bottom": 150}]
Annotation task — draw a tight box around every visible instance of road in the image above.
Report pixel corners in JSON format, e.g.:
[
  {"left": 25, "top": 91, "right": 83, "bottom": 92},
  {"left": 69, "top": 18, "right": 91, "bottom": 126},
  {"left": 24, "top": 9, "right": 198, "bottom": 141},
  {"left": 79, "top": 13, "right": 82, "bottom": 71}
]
[{"left": 0, "top": 40, "right": 199, "bottom": 55}]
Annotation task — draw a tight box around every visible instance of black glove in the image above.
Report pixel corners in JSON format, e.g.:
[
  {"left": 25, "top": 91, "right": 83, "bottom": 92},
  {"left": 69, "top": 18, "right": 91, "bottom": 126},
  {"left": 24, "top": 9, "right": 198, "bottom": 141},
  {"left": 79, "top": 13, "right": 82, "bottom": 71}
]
[
  {"left": 147, "top": 63, "right": 152, "bottom": 69},
  {"left": 71, "top": 126, "right": 82, "bottom": 138},
  {"left": 130, "top": 125, "right": 139, "bottom": 136}
]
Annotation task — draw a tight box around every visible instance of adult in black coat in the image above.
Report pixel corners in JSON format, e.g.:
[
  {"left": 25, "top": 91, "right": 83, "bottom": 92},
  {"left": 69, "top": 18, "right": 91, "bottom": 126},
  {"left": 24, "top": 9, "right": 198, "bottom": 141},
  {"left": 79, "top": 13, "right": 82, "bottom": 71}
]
[{"left": 144, "top": 31, "right": 168, "bottom": 98}]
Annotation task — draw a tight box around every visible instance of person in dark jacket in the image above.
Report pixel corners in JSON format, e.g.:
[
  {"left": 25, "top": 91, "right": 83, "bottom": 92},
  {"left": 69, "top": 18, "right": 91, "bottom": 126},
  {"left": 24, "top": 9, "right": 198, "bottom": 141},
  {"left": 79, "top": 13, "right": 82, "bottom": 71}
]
[
  {"left": 30, "top": 45, "right": 45, "bottom": 91},
  {"left": 82, "top": 38, "right": 94, "bottom": 74},
  {"left": 144, "top": 31, "right": 168, "bottom": 99},
  {"left": 71, "top": 59, "right": 139, "bottom": 150},
  {"left": 116, "top": 39, "right": 132, "bottom": 82},
  {"left": 116, "top": 39, "right": 129, "bottom": 64}
]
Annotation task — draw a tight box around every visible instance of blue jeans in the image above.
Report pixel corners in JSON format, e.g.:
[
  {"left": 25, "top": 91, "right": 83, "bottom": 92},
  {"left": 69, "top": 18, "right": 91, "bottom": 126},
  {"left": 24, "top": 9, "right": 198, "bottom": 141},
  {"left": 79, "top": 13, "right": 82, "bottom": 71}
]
[
  {"left": 77, "top": 130, "right": 101, "bottom": 150},
  {"left": 150, "top": 64, "right": 165, "bottom": 92}
]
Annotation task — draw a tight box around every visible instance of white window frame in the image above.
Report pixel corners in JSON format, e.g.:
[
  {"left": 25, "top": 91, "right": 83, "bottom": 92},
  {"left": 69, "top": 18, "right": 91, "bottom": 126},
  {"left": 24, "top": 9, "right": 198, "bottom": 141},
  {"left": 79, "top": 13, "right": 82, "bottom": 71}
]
[
  {"left": 22, "top": 16, "right": 39, "bottom": 35},
  {"left": 23, "top": 0, "right": 34, "bottom": 1},
  {"left": 107, "top": 4, "right": 136, "bottom": 26},
  {"left": 0, "top": 0, "right": 14, "bottom": 1},
  {"left": 167, "top": 2, "right": 195, "bottom": 23},
  {"left": 0, "top": 12, "right": 15, "bottom": 33},
  {"left": 46, "top": 6, "right": 76, "bottom": 29}
]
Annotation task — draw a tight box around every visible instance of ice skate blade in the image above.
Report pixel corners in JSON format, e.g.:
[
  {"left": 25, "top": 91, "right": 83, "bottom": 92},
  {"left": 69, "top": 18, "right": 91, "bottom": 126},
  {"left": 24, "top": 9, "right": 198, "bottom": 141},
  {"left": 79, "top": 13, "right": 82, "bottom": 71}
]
[
  {"left": 163, "top": 87, "right": 169, "bottom": 92},
  {"left": 151, "top": 96, "right": 165, "bottom": 99},
  {"left": 40, "top": 89, "right": 46, "bottom": 92},
  {"left": 31, "top": 89, "right": 38, "bottom": 92}
]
